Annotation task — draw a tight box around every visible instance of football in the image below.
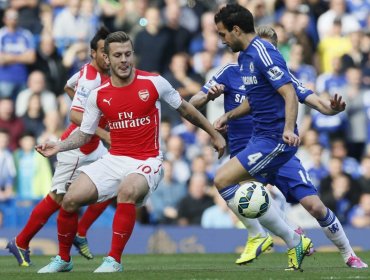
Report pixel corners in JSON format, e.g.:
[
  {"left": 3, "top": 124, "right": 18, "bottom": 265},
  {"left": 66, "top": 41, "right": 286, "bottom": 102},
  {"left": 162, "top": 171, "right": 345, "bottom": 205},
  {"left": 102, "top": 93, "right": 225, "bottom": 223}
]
[{"left": 234, "top": 181, "right": 270, "bottom": 218}]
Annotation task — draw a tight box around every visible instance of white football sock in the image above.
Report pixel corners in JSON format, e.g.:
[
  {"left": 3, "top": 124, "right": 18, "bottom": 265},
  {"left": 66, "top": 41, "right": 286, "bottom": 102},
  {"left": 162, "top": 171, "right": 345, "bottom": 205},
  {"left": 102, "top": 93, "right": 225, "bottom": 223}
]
[
  {"left": 318, "top": 208, "right": 355, "bottom": 262},
  {"left": 257, "top": 202, "right": 300, "bottom": 249},
  {"left": 227, "top": 198, "right": 267, "bottom": 237}
]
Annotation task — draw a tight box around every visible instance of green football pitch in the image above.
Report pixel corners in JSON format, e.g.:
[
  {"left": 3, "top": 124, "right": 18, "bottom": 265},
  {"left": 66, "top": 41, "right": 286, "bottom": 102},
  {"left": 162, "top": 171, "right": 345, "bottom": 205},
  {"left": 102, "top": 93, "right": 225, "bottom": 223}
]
[{"left": 1, "top": 252, "right": 369, "bottom": 280}]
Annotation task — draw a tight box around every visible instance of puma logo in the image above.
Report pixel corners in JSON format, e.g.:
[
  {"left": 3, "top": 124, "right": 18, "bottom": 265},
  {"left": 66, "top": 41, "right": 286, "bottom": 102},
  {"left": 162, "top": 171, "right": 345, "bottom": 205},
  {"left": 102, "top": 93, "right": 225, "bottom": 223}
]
[{"left": 103, "top": 98, "right": 112, "bottom": 106}]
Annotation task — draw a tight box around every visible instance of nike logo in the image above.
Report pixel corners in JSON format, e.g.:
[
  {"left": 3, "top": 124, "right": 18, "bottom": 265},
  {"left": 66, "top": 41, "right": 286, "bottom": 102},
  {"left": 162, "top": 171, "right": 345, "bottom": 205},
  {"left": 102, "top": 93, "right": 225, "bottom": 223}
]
[{"left": 103, "top": 98, "right": 112, "bottom": 106}]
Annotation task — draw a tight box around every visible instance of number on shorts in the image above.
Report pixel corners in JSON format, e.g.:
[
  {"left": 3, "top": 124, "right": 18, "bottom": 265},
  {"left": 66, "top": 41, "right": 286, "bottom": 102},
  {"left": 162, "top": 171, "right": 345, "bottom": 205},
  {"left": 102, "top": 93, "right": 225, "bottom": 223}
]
[
  {"left": 298, "top": 170, "right": 312, "bottom": 184},
  {"left": 138, "top": 164, "right": 152, "bottom": 174},
  {"left": 247, "top": 152, "right": 263, "bottom": 166}
]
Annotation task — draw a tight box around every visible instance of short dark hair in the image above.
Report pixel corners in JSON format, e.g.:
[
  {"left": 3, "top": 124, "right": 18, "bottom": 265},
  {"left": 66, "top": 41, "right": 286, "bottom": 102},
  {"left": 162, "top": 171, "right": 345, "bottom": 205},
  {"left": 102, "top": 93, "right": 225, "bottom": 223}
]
[
  {"left": 104, "top": 31, "right": 133, "bottom": 54},
  {"left": 90, "top": 26, "right": 110, "bottom": 51},
  {"left": 214, "top": 4, "right": 255, "bottom": 33}
]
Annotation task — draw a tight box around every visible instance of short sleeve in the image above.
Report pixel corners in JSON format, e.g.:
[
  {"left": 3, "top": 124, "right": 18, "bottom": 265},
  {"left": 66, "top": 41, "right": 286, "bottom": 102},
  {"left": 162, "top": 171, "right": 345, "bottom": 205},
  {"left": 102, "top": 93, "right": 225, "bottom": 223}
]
[
  {"left": 154, "top": 75, "right": 183, "bottom": 109},
  {"left": 79, "top": 89, "right": 101, "bottom": 135}
]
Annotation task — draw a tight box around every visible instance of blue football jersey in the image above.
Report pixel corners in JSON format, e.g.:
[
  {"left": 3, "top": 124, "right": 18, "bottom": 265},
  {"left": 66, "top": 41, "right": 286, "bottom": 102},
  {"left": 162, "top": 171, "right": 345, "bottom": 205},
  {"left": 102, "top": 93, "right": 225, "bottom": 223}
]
[
  {"left": 238, "top": 36, "right": 298, "bottom": 137},
  {"left": 202, "top": 64, "right": 253, "bottom": 156},
  {"left": 201, "top": 63, "right": 313, "bottom": 156}
]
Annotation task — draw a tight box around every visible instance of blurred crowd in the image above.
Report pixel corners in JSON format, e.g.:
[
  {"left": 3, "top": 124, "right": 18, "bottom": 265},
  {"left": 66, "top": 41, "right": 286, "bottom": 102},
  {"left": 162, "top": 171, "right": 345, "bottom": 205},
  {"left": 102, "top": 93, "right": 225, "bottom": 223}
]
[{"left": 0, "top": 0, "right": 370, "bottom": 229}]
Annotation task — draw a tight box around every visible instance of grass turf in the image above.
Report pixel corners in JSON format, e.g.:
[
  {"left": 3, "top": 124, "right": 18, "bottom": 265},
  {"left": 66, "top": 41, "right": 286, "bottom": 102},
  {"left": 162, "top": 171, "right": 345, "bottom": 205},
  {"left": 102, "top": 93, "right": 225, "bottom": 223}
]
[{"left": 0, "top": 252, "right": 369, "bottom": 280}]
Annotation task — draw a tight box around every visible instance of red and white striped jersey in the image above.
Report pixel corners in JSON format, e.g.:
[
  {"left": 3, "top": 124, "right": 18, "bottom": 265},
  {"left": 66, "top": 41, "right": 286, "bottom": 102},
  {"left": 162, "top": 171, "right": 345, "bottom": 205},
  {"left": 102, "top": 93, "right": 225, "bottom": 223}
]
[
  {"left": 61, "top": 63, "right": 109, "bottom": 154},
  {"left": 80, "top": 69, "right": 182, "bottom": 160}
]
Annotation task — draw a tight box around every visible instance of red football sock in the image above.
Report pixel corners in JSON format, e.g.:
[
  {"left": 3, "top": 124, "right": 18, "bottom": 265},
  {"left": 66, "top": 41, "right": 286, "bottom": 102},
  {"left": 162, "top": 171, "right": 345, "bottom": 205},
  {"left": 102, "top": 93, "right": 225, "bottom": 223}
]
[
  {"left": 108, "top": 203, "right": 136, "bottom": 263},
  {"left": 16, "top": 194, "right": 60, "bottom": 249},
  {"left": 57, "top": 208, "right": 78, "bottom": 262},
  {"left": 77, "top": 199, "right": 112, "bottom": 237}
]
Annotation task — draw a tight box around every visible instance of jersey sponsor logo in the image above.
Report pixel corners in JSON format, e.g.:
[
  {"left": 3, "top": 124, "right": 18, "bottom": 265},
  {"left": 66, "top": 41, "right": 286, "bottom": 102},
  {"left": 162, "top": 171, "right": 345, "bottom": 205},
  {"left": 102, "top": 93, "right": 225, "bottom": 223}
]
[
  {"left": 235, "top": 94, "right": 247, "bottom": 103},
  {"left": 108, "top": 116, "right": 151, "bottom": 130},
  {"left": 138, "top": 89, "right": 150, "bottom": 101},
  {"left": 267, "top": 66, "right": 284, "bottom": 81},
  {"left": 241, "top": 76, "right": 258, "bottom": 85},
  {"left": 103, "top": 98, "right": 112, "bottom": 106}
]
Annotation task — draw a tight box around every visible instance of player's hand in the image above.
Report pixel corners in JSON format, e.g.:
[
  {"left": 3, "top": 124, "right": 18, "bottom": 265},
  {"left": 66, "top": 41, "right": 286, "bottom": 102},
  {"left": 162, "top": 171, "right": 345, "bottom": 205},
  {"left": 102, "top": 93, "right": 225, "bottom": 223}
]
[
  {"left": 211, "top": 132, "right": 226, "bottom": 159},
  {"left": 35, "top": 141, "right": 61, "bottom": 157},
  {"left": 213, "top": 113, "right": 229, "bottom": 134},
  {"left": 330, "top": 93, "right": 346, "bottom": 112},
  {"left": 282, "top": 131, "right": 300, "bottom": 146},
  {"left": 207, "top": 84, "right": 224, "bottom": 101}
]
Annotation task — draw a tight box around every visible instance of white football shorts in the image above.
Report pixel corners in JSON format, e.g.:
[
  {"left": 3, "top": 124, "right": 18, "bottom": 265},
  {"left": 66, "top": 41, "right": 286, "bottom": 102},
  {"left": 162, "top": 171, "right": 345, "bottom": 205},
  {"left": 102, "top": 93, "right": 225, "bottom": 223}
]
[
  {"left": 50, "top": 141, "right": 108, "bottom": 194},
  {"left": 78, "top": 153, "right": 164, "bottom": 204}
]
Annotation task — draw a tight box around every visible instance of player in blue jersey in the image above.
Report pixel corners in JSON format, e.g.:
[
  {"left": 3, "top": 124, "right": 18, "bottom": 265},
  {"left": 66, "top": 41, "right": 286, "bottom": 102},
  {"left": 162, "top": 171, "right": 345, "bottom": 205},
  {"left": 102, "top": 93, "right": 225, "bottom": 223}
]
[
  {"left": 190, "top": 25, "right": 345, "bottom": 266},
  {"left": 212, "top": 4, "right": 368, "bottom": 269}
]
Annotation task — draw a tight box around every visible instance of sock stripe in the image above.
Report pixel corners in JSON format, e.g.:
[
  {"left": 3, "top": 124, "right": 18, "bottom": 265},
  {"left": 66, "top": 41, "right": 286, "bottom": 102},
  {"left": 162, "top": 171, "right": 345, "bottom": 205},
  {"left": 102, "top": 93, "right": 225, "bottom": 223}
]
[
  {"left": 219, "top": 184, "right": 239, "bottom": 201},
  {"left": 318, "top": 208, "right": 336, "bottom": 227}
]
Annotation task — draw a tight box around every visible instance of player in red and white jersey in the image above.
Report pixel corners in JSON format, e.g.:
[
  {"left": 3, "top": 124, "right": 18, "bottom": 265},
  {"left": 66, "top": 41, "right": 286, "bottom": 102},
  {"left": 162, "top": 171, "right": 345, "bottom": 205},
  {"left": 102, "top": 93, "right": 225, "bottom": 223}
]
[
  {"left": 6, "top": 27, "right": 111, "bottom": 267},
  {"left": 36, "top": 31, "right": 226, "bottom": 273}
]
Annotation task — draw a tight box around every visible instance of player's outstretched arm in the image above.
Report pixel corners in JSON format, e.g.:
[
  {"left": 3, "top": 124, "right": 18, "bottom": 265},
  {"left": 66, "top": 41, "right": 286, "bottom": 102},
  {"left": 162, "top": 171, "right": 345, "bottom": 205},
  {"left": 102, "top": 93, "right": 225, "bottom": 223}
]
[
  {"left": 189, "top": 84, "right": 225, "bottom": 109},
  {"left": 277, "top": 83, "right": 300, "bottom": 146},
  {"left": 177, "top": 100, "right": 226, "bottom": 158},
  {"left": 35, "top": 130, "right": 93, "bottom": 157},
  {"left": 304, "top": 93, "right": 346, "bottom": 115}
]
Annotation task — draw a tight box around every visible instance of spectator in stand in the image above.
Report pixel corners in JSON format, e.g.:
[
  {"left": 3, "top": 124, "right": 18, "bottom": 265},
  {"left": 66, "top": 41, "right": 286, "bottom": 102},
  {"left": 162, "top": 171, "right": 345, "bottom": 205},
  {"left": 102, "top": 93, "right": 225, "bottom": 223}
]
[
  {"left": 163, "top": 0, "right": 199, "bottom": 34},
  {"left": 0, "top": 128, "right": 16, "bottom": 227},
  {"left": 341, "top": 30, "right": 367, "bottom": 73},
  {"left": 189, "top": 11, "right": 217, "bottom": 55},
  {"left": 177, "top": 172, "right": 213, "bottom": 226},
  {"left": 9, "top": 0, "right": 42, "bottom": 36},
  {"left": 164, "top": 135, "right": 191, "bottom": 184},
  {"left": 21, "top": 94, "right": 45, "bottom": 139},
  {"left": 274, "top": 0, "right": 319, "bottom": 47},
  {"left": 201, "top": 190, "right": 235, "bottom": 229},
  {"left": 52, "top": 0, "right": 95, "bottom": 54},
  {"left": 147, "top": 160, "right": 187, "bottom": 224},
  {"left": 0, "top": 8, "right": 36, "bottom": 99},
  {"left": 317, "top": 17, "right": 352, "bottom": 74},
  {"left": 288, "top": 42, "right": 317, "bottom": 90},
  {"left": 134, "top": 6, "right": 171, "bottom": 73},
  {"left": 349, "top": 193, "right": 370, "bottom": 228},
  {"left": 341, "top": 67, "right": 367, "bottom": 160},
  {"left": 113, "top": 0, "right": 148, "bottom": 36},
  {"left": 310, "top": 106, "right": 348, "bottom": 149},
  {"left": 13, "top": 132, "right": 52, "bottom": 200},
  {"left": 0, "top": 98, "right": 24, "bottom": 151},
  {"left": 162, "top": 2, "right": 192, "bottom": 56},
  {"left": 316, "top": 57, "right": 347, "bottom": 96},
  {"left": 306, "top": 143, "right": 329, "bottom": 191},
  {"left": 30, "top": 34, "right": 67, "bottom": 96},
  {"left": 330, "top": 138, "right": 361, "bottom": 179},
  {"left": 15, "top": 70, "right": 58, "bottom": 117},
  {"left": 317, "top": 0, "right": 361, "bottom": 40},
  {"left": 358, "top": 156, "right": 370, "bottom": 194},
  {"left": 320, "top": 174, "right": 359, "bottom": 225},
  {"left": 297, "top": 129, "right": 321, "bottom": 167},
  {"left": 163, "top": 52, "right": 203, "bottom": 99},
  {"left": 62, "top": 41, "right": 90, "bottom": 77}
]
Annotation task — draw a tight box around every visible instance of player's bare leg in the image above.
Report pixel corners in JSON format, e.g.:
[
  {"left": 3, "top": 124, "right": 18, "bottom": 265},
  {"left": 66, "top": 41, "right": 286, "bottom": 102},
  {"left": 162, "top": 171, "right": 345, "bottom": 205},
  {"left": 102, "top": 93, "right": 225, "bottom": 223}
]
[{"left": 300, "top": 195, "right": 367, "bottom": 268}]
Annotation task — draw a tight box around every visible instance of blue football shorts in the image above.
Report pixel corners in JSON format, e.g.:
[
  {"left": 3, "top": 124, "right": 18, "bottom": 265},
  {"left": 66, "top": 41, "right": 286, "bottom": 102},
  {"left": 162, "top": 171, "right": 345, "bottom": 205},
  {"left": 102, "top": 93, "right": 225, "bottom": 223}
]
[
  {"left": 267, "top": 156, "right": 318, "bottom": 203},
  {"left": 236, "top": 135, "right": 297, "bottom": 184}
]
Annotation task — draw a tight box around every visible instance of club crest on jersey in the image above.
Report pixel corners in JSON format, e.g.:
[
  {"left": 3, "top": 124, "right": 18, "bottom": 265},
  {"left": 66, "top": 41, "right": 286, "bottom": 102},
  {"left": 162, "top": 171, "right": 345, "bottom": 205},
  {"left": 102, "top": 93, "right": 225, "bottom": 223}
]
[
  {"left": 138, "top": 89, "right": 150, "bottom": 101},
  {"left": 249, "top": 62, "right": 254, "bottom": 73}
]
